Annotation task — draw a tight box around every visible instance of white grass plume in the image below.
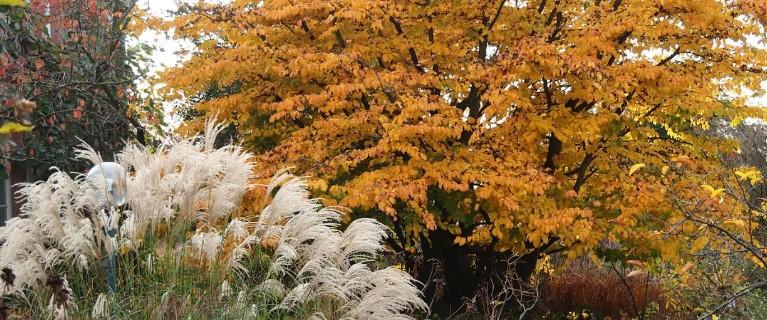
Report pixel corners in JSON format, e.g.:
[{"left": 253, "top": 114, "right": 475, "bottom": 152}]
[
  {"left": 190, "top": 230, "right": 223, "bottom": 262},
  {"left": 256, "top": 174, "right": 428, "bottom": 319},
  {"left": 119, "top": 119, "right": 253, "bottom": 238},
  {"left": 0, "top": 120, "right": 426, "bottom": 319},
  {"left": 0, "top": 119, "right": 257, "bottom": 313},
  {"left": 91, "top": 293, "right": 109, "bottom": 319},
  {"left": 0, "top": 168, "right": 103, "bottom": 299}
]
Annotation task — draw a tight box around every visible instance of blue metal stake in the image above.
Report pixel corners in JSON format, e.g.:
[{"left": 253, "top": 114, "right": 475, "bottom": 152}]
[{"left": 106, "top": 226, "right": 117, "bottom": 293}]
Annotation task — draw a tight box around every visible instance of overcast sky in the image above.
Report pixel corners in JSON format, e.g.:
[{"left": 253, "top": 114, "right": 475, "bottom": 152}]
[{"left": 135, "top": 0, "right": 195, "bottom": 78}]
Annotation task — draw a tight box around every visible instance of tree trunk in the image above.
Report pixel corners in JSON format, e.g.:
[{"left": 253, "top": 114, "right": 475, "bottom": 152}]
[
  {"left": 419, "top": 229, "right": 476, "bottom": 314},
  {"left": 416, "top": 230, "right": 545, "bottom": 316}
]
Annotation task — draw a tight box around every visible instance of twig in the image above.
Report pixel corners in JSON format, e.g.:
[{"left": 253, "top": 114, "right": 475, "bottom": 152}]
[
  {"left": 611, "top": 264, "right": 641, "bottom": 319},
  {"left": 698, "top": 281, "right": 767, "bottom": 320}
]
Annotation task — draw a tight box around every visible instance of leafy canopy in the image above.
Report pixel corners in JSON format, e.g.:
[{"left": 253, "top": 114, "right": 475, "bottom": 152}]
[
  {"left": 0, "top": 0, "right": 142, "bottom": 178},
  {"left": 155, "top": 0, "right": 767, "bottom": 265}
]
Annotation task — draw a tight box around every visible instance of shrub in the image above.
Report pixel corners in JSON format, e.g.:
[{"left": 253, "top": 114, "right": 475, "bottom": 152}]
[{"left": 538, "top": 258, "right": 665, "bottom": 319}]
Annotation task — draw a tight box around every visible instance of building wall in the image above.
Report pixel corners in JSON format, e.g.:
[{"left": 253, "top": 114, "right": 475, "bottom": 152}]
[
  {"left": 9, "top": 161, "right": 28, "bottom": 219},
  {"left": 4, "top": 132, "right": 30, "bottom": 224}
]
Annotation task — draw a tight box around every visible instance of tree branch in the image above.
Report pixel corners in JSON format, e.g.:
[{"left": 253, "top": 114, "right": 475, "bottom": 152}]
[
  {"left": 458, "top": 85, "right": 484, "bottom": 143},
  {"left": 573, "top": 153, "right": 595, "bottom": 192},
  {"left": 611, "top": 265, "right": 641, "bottom": 318},
  {"left": 698, "top": 281, "right": 767, "bottom": 320},
  {"left": 389, "top": 16, "right": 425, "bottom": 72},
  {"left": 675, "top": 201, "right": 767, "bottom": 267},
  {"left": 543, "top": 134, "right": 562, "bottom": 171},
  {"left": 537, "top": 0, "right": 547, "bottom": 14},
  {"left": 541, "top": 78, "right": 562, "bottom": 171},
  {"left": 409, "top": 48, "right": 426, "bottom": 73},
  {"left": 657, "top": 46, "right": 680, "bottom": 66},
  {"left": 334, "top": 30, "right": 346, "bottom": 49},
  {"left": 300, "top": 20, "right": 315, "bottom": 40},
  {"left": 486, "top": 0, "right": 507, "bottom": 32},
  {"left": 613, "top": 0, "right": 623, "bottom": 11}
]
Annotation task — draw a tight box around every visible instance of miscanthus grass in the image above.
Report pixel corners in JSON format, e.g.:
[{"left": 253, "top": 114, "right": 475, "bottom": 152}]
[{"left": 0, "top": 120, "right": 426, "bottom": 319}]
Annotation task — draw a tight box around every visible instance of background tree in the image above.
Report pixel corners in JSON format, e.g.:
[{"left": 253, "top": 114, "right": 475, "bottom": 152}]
[
  {"left": 0, "top": 0, "right": 145, "bottom": 178},
  {"left": 154, "top": 0, "right": 767, "bottom": 312}
]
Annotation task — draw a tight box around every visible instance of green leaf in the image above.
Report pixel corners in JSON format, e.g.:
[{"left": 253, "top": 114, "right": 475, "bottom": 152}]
[{"left": 0, "top": 121, "right": 33, "bottom": 134}]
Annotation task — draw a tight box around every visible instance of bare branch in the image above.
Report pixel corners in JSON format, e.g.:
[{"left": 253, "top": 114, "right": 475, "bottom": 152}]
[{"left": 698, "top": 281, "right": 767, "bottom": 320}]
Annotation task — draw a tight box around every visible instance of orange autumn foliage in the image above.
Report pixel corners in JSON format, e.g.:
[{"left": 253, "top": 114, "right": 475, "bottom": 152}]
[{"left": 151, "top": 0, "right": 767, "bottom": 299}]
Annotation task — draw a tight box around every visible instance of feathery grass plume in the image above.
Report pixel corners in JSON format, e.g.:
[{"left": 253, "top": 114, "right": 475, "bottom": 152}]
[
  {"left": 46, "top": 275, "right": 72, "bottom": 320},
  {"left": 91, "top": 293, "right": 109, "bottom": 319},
  {"left": 220, "top": 280, "right": 232, "bottom": 300},
  {"left": 0, "top": 151, "right": 114, "bottom": 318},
  {"left": 0, "top": 119, "right": 426, "bottom": 318},
  {"left": 0, "top": 167, "right": 103, "bottom": 300},
  {"left": 256, "top": 173, "right": 428, "bottom": 319},
  {"left": 119, "top": 119, "right": 253, "bottom": 238},
  {"left": 190, "top": 230, "right": 223, "bottom": 262},
  {"left": 0, "top": 119, "right": 258, "bottom": 315},
  {"left": 0, "top": 218, "right": 47, "bottom": 295},
  {"left": 116, "top": 119, "right": 256, "bottom": 273},
  {"left": 73, "top": 139, "right": 103, "bottom": 166},
  {"left": 228, "top": 234, "right": 259, "bottom": 275},
  {"left": 225, "top": 218, "right": 251, "bottom": 241}
]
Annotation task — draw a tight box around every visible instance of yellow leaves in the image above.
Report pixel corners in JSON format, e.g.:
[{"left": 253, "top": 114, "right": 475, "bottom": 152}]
[
  {"left": 723, "top": 219, "right": 746, "bottom": 229},
  {"left": 328, "top": 185, "right": 343, "bottom": 197},
  {"left": 495, "top": 216, "right": 514, "bottom": 229},
  {"left": 691, "top": 236, "right": 709, "bottom": 252},
  {"left": 735, "top": 169, "right": 762, "bottom": 185},
  {"left": 671, "top": 155, "right": 695, "bottom": 167},
  {"left": 0, "top": 0, "right": 24, "bottom": 6},
  {"left": 729, "top": 115, "right": 745, "bottom": 127},
  {"left": 456, "top": 226, "right": 494, "bottom": 246},
  {"left": 491, "top": 226, "right": 504, "bottom": 240},
  {"left": 701, "top": 184, "right": 725, "bottom": 198},
  {"left": 628, "top": 163, "right": 645, "bottom": 176},
  {"left": 677, "top": 262, "right": 694, "bottom": 275},
  {"left": 310, "top": 179, "right": 329, "bottom": 192},
  {"left": 535, "top": 255, "right": 554, "bottom": 274},
  {"left": 749, "top": 255, "right": 765, "bottom": 268},
  {"left": 659, "top": 239, "right": 683, "bottom": 263},
  {"left": 0, "top": 122, "right": 33, "bottom": 134}
]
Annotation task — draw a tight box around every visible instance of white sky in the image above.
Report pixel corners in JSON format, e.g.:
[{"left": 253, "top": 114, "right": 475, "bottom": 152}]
[
  {"left": 130, "top": 0, "right": 203, "bottom": 131},
  {"left": 134, "top": 0, "right": 195, "bottom": 79}
]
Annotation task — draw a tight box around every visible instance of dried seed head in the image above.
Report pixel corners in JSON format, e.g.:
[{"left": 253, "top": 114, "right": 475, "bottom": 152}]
[
  {"left": 0, "top": 267, "right": 14, "bottom": 287},
  {"left": 13, "top": 99, "right": 37, "bottom": 114}
]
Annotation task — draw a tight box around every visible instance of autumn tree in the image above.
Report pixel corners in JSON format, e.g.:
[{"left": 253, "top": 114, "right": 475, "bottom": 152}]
[
  {"left": 0, "top": 0, "right": 144, "bottom": 178},
  {"left": 154, "top": 0, "right": 767, "bottom": 311}
]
